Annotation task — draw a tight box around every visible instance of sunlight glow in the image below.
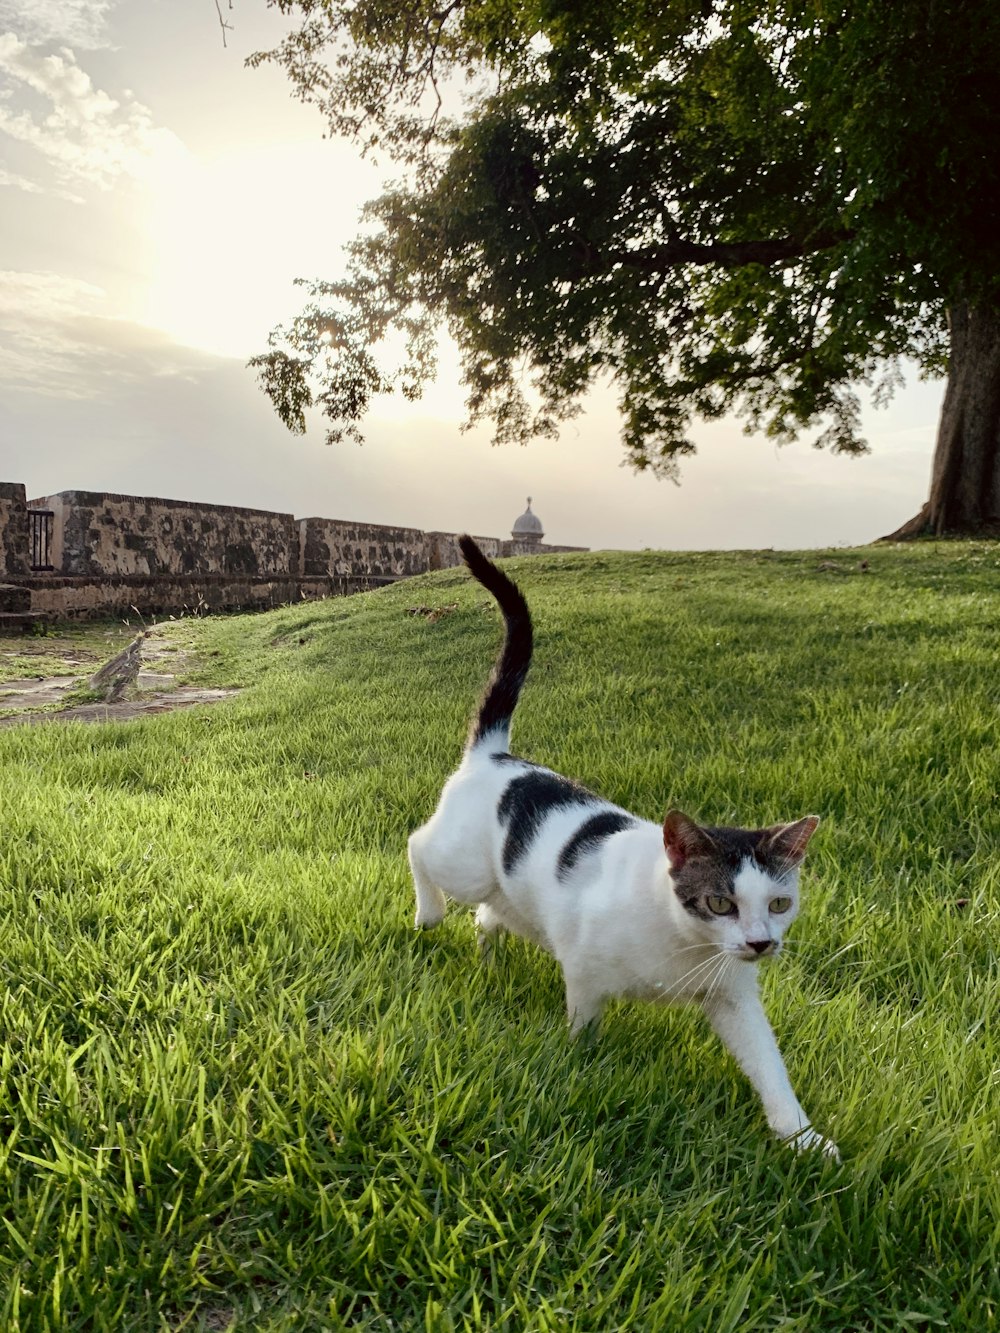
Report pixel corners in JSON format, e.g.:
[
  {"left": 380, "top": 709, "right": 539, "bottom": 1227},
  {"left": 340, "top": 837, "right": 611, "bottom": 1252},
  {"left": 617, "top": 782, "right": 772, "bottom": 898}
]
[{"left": 142, "top": 139, "right": 377, "bottom": 361}]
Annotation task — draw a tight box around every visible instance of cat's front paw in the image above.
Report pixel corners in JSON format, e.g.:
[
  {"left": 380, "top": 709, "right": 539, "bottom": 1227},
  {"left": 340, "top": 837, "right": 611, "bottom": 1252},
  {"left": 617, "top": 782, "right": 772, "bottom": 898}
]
[{"left": 781, "top": 1125, "right": 840, "bottom": 1161}]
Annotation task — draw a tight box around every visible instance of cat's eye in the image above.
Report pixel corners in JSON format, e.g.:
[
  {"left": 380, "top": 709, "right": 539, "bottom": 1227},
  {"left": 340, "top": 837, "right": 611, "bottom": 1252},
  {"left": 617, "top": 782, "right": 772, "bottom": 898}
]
[
  {"left": 706, "top": 895, "right": 736, "bottom": 916},
  {"left": 769, "top": 897, "right": 792, "bottom": 914}
]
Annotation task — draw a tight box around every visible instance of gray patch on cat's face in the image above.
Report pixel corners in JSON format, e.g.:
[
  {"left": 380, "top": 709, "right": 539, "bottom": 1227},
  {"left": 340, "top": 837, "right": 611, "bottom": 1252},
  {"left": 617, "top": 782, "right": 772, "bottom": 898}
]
[{"left": 671, "top": 825, "right": 792, "bottom": 919}]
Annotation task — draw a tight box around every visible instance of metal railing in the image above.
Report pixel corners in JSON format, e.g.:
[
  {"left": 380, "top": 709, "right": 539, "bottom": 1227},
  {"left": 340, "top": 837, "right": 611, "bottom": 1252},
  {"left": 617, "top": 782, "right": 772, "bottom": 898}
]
[{"left": 29, "top": 510, "right": 54, "bottom": 571}]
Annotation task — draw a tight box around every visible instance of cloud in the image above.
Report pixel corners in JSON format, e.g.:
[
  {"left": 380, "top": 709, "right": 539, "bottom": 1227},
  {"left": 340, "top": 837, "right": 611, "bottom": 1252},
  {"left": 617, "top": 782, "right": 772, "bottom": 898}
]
[
  {"left": 0, "top": 1, "right": 119, "bottom": 50},
  {"left": 0, "top": 33, "right": 185, "bottom": 194},
  {"left": 0, "top": 269, "right": 220, "bottom": 399},
  {"left": 0, "top": 163, "right": 42, "bottom": 192}
]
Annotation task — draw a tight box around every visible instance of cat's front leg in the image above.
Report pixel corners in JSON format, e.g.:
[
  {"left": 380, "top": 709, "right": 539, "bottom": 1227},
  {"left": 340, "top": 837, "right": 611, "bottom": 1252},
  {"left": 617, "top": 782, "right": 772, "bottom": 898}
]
[
  {"left": 704, "top": 986, "right": 839, "bottom": 1159},
  {"left": 563, "top": 972, "right": 605, "bottom": 1040}
]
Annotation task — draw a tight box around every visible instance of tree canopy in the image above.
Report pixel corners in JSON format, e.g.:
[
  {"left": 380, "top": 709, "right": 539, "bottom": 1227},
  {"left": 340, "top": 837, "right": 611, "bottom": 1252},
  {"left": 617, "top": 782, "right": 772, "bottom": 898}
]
[{"left": 248, "top": 0, "right": 1000, "bottom": 497}]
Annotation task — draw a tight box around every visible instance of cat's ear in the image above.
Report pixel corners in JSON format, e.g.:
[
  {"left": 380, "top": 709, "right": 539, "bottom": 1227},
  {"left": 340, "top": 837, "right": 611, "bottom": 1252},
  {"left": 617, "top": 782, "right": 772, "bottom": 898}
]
[
  {"left": 763, "top": 815, "right": 820, "bottom": 867},
  {"left": 663, "top": 809, "right": 714, "bottom": 872}
]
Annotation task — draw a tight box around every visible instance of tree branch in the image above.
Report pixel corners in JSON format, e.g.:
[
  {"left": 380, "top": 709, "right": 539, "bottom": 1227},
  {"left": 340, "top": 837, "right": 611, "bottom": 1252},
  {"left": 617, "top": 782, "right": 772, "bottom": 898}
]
[
  {"left": 215, "top": 0, "right": 233, "bottom": 48},
  {"left": 597, "top": 228, "right": 855, "bottom": 275}
]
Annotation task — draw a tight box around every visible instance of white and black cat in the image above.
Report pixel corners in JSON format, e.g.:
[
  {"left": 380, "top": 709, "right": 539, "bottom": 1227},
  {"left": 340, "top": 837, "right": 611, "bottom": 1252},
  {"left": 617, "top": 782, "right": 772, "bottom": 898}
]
[{"left": 409, "top": 536, "right": 837, "bottom": 1157}]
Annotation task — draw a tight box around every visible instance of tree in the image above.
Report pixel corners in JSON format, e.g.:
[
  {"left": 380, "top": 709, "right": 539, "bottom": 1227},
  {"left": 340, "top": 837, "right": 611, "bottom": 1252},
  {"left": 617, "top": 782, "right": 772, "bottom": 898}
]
[{"left": 248, "top": 0, "right": 1000, "bottom": 536}]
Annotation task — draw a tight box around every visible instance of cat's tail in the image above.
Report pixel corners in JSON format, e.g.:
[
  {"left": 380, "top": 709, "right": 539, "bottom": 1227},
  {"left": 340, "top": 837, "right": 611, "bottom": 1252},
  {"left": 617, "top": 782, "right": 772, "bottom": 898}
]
[{"left": 458, "top": 534, "right": 533, "bottom": 755}]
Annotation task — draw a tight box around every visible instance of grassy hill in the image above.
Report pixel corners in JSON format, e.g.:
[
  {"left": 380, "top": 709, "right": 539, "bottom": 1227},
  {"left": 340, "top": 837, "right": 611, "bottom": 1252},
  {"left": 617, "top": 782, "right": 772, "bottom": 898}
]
[{"left": 1, "top": 542, "right": 998, "bottom": 1331}]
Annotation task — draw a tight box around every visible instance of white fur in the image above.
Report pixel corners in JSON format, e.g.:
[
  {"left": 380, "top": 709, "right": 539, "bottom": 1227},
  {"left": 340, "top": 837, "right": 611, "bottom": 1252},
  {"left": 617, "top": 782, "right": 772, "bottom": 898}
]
[{"left": 410, "top": 741, "right": 838, "bottom": 1158}]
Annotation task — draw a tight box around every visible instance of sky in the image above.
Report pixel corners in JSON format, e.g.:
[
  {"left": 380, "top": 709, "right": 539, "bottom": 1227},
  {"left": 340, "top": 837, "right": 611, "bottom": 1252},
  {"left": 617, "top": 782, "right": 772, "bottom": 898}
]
[{"left": 0, "top": 0, "right": 943, "bottom": 551}]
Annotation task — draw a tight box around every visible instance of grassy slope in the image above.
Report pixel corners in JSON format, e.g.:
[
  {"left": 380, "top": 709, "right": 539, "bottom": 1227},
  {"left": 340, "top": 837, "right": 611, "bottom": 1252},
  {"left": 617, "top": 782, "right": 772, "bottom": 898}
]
[{"left": 0, "top": 543, "right": 998, "bottom": 1331}]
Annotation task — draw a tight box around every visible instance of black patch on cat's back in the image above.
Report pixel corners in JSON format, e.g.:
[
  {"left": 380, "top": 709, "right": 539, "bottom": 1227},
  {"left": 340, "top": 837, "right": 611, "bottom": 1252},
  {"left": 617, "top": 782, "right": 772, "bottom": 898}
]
[
  {"left": 556, "top": 811, "right": 636, "bottom": 880},
  {"left": 497, "top": 770, "right": 597, "bottom": 874}
]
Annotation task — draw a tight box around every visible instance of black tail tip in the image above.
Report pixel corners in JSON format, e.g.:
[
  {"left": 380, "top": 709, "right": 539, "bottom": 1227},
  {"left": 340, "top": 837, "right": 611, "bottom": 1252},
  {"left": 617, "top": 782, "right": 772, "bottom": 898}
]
[{"left": 457, "top": 533, "right": 482, "bottom": 566}]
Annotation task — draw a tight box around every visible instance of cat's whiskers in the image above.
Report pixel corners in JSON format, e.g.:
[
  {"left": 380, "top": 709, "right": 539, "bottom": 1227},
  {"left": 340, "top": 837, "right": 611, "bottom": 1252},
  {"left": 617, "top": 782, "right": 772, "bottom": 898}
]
[
  {"left": 654, "top": 957, "right": 718, "bottom": 1003},
  {"left": 701, "top": 954, "right": 734, "bottom": 1009},
  {"left": 659, "top": 948, "right": 727, "bottom": 1001}
]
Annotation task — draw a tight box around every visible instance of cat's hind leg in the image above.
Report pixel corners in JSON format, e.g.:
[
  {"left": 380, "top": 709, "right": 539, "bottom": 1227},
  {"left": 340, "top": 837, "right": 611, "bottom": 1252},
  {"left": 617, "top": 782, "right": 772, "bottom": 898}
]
[
  {"left": 409, "top": 808, "right": 497, "bottom": 929},
  {"left": 475, "top": 902, "right": 505, "bottom": 961},
  {"left": 409, "top": 826, "right": 448, "bottom": 929},
  {"left": 563, "top": 971, "right": 606, "bottom": 1040}
]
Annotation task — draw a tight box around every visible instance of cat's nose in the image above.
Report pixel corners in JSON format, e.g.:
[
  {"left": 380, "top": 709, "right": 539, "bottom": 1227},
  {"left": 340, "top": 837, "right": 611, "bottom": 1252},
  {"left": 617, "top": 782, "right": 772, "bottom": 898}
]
[{"left": 747, "top": 939, "right": 772, "bottom": 955}]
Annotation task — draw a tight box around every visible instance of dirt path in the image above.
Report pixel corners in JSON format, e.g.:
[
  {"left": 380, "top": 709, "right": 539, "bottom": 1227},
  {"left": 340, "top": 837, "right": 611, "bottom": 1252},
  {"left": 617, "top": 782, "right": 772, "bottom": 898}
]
[{"left": 0, "top": 624, "right": 239, "bottom": 726}]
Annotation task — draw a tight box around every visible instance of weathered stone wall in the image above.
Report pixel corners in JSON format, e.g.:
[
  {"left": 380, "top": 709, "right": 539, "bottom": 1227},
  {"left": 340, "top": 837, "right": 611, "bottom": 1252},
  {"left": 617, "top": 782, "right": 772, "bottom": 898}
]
[
  {"left": 299, "top": 517, "right": 429, "bottom": 578},
  {"left": 22, "top": 572, "right": 395, "bottom": 621},
  {"left": 426, "top": 532, "right": 506, "bottom": 569},
  {"left": 0, "top": 481, "right": 589, "bottom": 623},
  {"left": 297, "top": 521, "right": 585, "bottom": 579},
  {"left": 25, "top": 574, "right": 298, "bottom": 619},
  {"left": 504, "top": 540, "right": 585, "bottom": 557},
  {"left": 29, "top": 491, "right": 298, "bottom": 579},
  {"left": 0, "top": 483, "right": 29, "bottom": 576},
  {"left": 426, "top": 533, "right": 586, "bottom": 565}
]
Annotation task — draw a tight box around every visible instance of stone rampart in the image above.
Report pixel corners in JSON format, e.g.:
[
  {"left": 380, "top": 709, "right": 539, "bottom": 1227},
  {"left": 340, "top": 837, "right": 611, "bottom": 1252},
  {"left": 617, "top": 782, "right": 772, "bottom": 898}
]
[
  {"left": 503, "top": 540, "right": 583, "bottom": 558},
  {"left": 21, "top": 572, "right": 395, "bottom": 621},
  {"left": 31, "top": 491, "right": 298, "bottom": 579},
  {"left": 25, "top": 574, "right": 298, "bottom": 619},
  {"left": 426, "top": 532, "right": 505, "bottom": 569},
  {"left": 299, "top": 517, "right": 429, "bottom": 578},
  {"left": 1, "top": 482, "right": 588, "bottom": 622},
  {"left": 1, "top": 483, "right": 29, "bottom": 577}
]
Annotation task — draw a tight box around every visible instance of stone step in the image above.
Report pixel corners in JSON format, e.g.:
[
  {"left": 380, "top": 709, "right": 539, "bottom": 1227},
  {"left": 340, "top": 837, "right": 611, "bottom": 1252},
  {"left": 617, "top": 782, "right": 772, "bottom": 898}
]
[
  {"left": 0, "top": 612, "right": 36, "bottom": 632},
  {"left": 0, "top": 583, "right": 31, "bottom": 614}
]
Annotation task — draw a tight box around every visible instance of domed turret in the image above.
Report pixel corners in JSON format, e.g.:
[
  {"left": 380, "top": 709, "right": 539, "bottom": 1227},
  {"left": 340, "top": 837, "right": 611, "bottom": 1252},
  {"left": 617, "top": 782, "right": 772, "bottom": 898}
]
[{"left": 511, "top": 497, "right": 544, "bottom": 545}]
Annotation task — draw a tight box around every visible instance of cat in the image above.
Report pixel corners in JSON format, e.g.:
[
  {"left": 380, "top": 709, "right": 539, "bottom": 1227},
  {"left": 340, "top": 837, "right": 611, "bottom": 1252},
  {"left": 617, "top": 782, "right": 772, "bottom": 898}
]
[{"left": 409, "top": 536, "right": 838, "bottom": 1157}]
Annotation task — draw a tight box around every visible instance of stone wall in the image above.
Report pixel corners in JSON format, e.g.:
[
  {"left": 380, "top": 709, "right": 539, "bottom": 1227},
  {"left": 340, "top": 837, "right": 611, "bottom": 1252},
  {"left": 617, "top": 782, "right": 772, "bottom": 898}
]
[
  {"left": 425, "top": 532, "right": 505, "bottom": 570},
  {"left": 20, "top": 572, "right": 396, "bottom": 621},
  {"left": 31, "top": 491, "right": 298, "bottom": 579},
  {"left": 25, "top": 574, "right": 299, "bottom": 619},
  {"left": 504, "top": 539, "right": 583, "bottom": 558},
  {"left": 296, "top": 522, "right": 569, "bottom": 579},
  {"left": 429, "top": 534, "right": 585, "bottom": 565},
  {"left": 1, "top": 483, "right": 29, "bottom": 577},
  {"left": 1, "top": 482, "right": 588, "bottom": 622},
  {"left": 299, "top": 517, "right": 429, "bottom": 578}
]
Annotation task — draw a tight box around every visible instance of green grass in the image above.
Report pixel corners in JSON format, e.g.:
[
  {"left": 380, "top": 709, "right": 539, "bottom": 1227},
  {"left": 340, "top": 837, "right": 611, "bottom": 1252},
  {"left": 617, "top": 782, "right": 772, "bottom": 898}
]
[
  {"left": 0, "top": 624, "right": 137, "bottom": 682},
  {"left": 1, "top": 542, "right": 998, "bottom": 1331}
]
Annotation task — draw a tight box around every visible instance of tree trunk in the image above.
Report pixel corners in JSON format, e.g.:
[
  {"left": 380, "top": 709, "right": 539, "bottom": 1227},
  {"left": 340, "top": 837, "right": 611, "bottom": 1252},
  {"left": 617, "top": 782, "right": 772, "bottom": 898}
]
[{"left": 883, "top": 298, "right": 1000, "bottom": 539}]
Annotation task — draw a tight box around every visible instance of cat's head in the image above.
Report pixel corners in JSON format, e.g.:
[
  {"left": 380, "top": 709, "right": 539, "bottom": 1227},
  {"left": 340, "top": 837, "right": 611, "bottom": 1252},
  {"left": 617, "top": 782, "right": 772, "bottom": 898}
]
[{"left": 662, "top": 810, "right": 819, "bottom": 960}]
